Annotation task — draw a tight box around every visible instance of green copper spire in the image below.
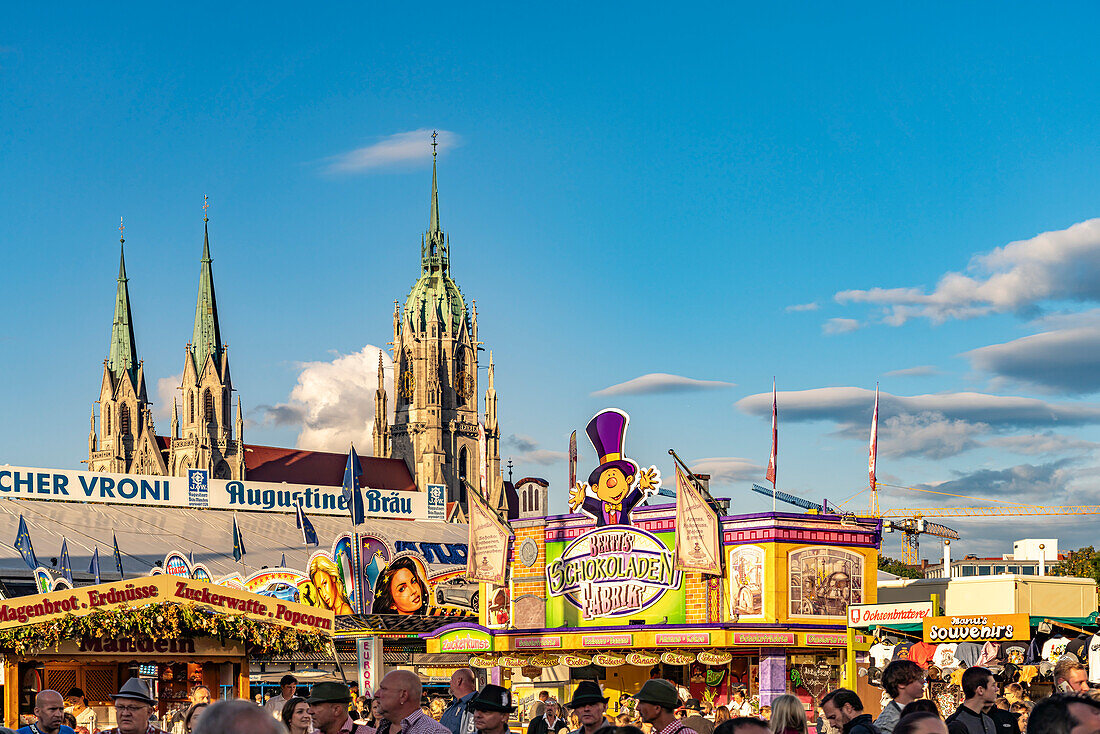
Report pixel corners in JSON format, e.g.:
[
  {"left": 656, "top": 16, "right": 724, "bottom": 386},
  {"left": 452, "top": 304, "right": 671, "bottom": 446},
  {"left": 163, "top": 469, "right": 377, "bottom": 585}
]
[
  {"left": 190, "top": 196, "right": 223, "bottom": 373},
  {"left": 405, "top": 140, "right": 468, "bottom": 333},
  {"left": 108, "top": 218, "right": 139, "bottom": 386},
  {"left": 429, "top": 130, "right": 441, "bottom": 234}
]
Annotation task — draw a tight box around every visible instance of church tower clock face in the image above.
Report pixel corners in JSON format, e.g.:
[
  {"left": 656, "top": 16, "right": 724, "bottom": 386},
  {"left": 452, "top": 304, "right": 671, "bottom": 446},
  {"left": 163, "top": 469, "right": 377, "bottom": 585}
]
[
  {"left": 398, "top": 370, "right": 415, "bottom": 400},
  {"left": 455, "top": 370, "right": 474, "bottom": 400}
]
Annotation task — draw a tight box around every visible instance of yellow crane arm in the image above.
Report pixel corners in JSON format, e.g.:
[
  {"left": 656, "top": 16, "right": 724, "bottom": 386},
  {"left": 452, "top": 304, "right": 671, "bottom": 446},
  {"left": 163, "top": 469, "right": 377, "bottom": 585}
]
[{"left": 881, "top": 505, "right": 1100, "bottom": 518}]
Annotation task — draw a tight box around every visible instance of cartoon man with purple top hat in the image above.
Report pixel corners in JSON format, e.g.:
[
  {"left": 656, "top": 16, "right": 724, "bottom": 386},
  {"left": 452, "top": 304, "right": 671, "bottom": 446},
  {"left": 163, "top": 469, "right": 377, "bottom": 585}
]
[{"left": 568, "top": 408, "right": 661, "bottom": 526}]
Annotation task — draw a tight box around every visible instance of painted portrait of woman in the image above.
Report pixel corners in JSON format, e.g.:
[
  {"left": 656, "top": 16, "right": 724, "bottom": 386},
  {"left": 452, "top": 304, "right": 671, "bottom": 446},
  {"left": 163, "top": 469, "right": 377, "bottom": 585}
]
[
  {"left": 372, "top": 555, "right": 429, "bottom": 615},
  {"left": 308, "top": 555, "right": 354, "bottom": 614}
]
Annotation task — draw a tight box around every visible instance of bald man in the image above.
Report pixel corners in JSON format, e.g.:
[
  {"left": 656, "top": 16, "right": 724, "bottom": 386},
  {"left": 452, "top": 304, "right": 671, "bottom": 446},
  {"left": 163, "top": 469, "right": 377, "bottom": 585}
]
[
  {"left": 376, "top": 671, "right": 450, "bottom": 734},
  {"left": 192, "top": 700, "right": 285, "bottom": 734},
  {"left": 17, "top": 690, "right": 75, "bottom": 734},
  {"left": 442, "top": 670, "right": 478, "bottom": 734}
]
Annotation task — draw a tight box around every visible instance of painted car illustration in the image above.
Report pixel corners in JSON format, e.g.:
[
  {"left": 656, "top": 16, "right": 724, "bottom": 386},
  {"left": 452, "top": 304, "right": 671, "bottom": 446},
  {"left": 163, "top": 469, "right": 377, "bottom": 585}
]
[
  {"left": 435, "top": 577, "right": 479, "bottom": 611},
  {"left": 256, "top": 582, "right": 300, "bottom": 604}
]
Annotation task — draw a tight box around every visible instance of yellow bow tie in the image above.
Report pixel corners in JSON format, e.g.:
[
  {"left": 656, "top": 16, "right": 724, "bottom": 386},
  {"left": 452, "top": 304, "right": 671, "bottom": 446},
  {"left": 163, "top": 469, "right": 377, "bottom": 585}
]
[{"left": 604, "top": 501, "right": 622, "bottom": 511}]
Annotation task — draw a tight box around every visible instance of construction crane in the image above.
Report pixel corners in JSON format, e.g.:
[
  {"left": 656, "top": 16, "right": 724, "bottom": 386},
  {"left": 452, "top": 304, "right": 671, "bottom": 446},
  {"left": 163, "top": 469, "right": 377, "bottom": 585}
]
[
  {"left": 753, "top": 484, "right": 958, "bottom": 563},
  {"left": 751, "top": 484, "right": 836, "bottom": 513},
  {"left": 881, "top": 518, "right": 959, "bottom": 564},
  {"left": 881, "top": 505, "right": 1100, "bottom": 518},
  {"left": 866, "top": 481, "right": 1100, "bottom": 562}
]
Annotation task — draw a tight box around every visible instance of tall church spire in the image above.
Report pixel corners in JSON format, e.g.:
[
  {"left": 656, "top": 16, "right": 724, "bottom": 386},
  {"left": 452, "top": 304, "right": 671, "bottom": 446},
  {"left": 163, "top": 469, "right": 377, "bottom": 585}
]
[
  {"left": 191, "top": 195, "right": 223, "bottom": 373},
  {"left": 429, "top": 130, "right": 441, "bottom": 234},
  {"left": 108, "top": 218, "right": 139, "bottom": 386}
]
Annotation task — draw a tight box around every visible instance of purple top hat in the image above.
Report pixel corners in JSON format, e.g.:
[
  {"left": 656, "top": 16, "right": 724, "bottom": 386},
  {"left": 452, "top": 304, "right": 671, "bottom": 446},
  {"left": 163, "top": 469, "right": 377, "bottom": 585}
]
[{"left": 586, "top": 409, "right": 639, "bottom": 485}]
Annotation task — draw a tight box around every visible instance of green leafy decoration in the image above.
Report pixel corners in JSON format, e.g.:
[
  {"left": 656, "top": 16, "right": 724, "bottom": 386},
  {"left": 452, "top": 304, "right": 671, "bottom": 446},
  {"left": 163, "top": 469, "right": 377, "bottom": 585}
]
[{"left": 0, "top": 602, "right": 329, "bottom": 657}]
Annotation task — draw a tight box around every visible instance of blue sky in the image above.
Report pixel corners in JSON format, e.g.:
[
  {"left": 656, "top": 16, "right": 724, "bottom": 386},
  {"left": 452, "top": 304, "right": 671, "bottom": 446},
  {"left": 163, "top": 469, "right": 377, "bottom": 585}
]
[{"left": 5, "top": 3, "right": 1100, "bottom": 560}]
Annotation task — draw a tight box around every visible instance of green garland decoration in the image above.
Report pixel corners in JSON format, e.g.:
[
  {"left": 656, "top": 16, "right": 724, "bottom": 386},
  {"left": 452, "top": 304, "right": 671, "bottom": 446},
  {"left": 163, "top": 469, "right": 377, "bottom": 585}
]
[{"left": 0, "top": 602, "right": 330, "bottom": 657}]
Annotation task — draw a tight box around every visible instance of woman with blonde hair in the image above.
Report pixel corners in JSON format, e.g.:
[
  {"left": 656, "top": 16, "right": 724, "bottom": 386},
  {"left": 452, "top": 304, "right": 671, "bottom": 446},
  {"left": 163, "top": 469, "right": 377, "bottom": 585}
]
[
  {"left": 713, "top": 707, "right": 731, "bottom": 726},
  {"left": 769, "top": 695, "right": 808, "bottom": 734}
]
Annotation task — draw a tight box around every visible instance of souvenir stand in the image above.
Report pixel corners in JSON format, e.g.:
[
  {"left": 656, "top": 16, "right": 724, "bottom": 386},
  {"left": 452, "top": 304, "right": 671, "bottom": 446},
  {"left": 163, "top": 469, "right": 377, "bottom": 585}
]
[
  {"left": 0, "top": 575, "right": 334, "bottom": 728},
  {"left": 856, "top": 575, "right": 1099, "bottom": 709}
]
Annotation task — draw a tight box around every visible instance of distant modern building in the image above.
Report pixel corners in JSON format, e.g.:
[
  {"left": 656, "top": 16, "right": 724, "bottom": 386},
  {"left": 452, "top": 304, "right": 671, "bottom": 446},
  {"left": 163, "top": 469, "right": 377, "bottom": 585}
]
[{"left": 921, "top": 538, "right": 1063, "bottom": 578}]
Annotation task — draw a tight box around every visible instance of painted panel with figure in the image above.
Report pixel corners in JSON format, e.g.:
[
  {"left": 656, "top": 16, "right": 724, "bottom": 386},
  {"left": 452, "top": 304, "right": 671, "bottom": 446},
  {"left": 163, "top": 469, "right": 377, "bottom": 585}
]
[
  {"left": 788, "top": 546, "right": 863, "bottom": 617},
  {"left": 727, "top": 545, "right": 764, "bottom": 617},
  {"left": 361, "top": 533, "right": 476, "bottom": 617}
]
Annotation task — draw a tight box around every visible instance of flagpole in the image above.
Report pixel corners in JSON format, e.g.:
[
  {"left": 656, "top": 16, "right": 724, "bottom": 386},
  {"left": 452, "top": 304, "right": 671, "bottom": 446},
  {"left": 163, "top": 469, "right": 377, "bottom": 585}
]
[{"left": 667, "top": 449, "right": 721, "bottom": 513}]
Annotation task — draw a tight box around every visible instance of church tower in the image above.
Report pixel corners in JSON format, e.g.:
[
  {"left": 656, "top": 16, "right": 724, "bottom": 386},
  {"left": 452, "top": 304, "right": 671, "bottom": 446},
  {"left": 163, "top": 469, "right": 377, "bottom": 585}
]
[
  {"left": 89, "top": 221, "right": 165, "bottom": 475},
  {"left": 167, "top": 200, "right": 245, "bottom": 480},
  {"left": 385, "top": 137, "right": 502, "bottom": 516}
]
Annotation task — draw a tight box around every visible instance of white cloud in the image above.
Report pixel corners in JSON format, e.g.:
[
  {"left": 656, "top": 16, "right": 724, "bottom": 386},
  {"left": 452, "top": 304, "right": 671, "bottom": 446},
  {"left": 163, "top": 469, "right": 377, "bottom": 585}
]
[
  {"left": 323, "top": 129, "right": 460, "bottom": 174},
  {"left": 823, "top": 318, "right": 861, "bottom": 335},
  {"left": 879, "top": 412, "right": 986, "bottom": 459},
  {"left": 884, "top": 365, "right": 939, "bottom": 378},
  {"left": 836, "top": 218, "right": 1100, "bottom": 325},
  {"left": 964, "top": 326, "right": 1100, "bottom": 394},
  {"left": 521, "top": 449, "right": 568, "bottom": 466},
  {"left": 592, "top": 373, "right": 734, "bottom": 397},
  {"left": 986, "top": 434, "right": 1100, "bottom": 456},
  {"left": 505, "top": 434, "right": 539, "bottom": 452},
  {"left": 736, "top": 386, "right": 1100, "bottom": 460},
  {"left": 257, "top": 345, "right": 393, "bottom": 453},
  {"left": 155, "top": 373, "right": 182, "bottom": 423},
  {"left": 690, "top": 457, "right": 762, "bottom": 484},
  {"left": 786, "top": 302, "right": 820, "bottom": 312},
  {"left": 737, "top": 387, "right": 1100, "bottom": 429}
]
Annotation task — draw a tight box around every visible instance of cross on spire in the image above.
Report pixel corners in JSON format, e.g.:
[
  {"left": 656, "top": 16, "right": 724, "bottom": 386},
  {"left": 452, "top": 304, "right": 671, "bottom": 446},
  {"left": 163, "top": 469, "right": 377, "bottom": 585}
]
[
  {"left": 431, "top": 130, "right": 438, "bottom": 159},
  {"left": 203, "top": 194, "right": 210, "bottom": 223},
  {"left": 119, "top": 216, "right": 125, "bottom": 244}
]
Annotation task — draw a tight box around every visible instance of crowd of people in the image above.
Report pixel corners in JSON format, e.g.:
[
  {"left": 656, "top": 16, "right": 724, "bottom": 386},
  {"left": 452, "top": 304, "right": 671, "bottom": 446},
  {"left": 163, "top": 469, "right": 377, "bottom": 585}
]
[{"left": 9, "top": 664, "right": 1100, "bottom": 734}]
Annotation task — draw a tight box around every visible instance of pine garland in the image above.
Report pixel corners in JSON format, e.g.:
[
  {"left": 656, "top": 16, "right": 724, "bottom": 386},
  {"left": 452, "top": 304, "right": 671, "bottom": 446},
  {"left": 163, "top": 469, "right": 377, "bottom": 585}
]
[{"left": 0, "top": 602, "right": 329, "bottom": 657}]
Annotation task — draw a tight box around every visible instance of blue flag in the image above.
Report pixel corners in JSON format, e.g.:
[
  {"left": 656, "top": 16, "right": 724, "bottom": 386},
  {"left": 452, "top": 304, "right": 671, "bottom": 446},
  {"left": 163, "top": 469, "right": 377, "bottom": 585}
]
[
  {"left": 15, "top": 515, "right": 38, "bottom": 570},
  {"left": 280, "top": 553, "right": 286, "bottom": 568},
  {"left": 232, "top": 514, "right": 246, "bottom": 561},
  {"left": 296, "top": 500, "right": 319, "bottom": 546},
  {"left": 189, "top": 549, "right": 195, "bottom": 568},
  {"left": 58, "top": 539, "right": 73, "bottom": 584},
  {"left": 113, "top": 533, "right": 125, "bottom": 579},
  {"left": 342, "top": 444, "right": 365, "bottom": 526},
  {"left": 89, "top": 548, "right": 101, "bottom": 584}
]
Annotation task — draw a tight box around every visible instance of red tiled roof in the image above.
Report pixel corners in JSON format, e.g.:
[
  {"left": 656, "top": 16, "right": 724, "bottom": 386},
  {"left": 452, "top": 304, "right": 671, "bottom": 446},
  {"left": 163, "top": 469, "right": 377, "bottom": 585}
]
[{"left": 155, "top": 437, "right": 416, "bottom": 491}]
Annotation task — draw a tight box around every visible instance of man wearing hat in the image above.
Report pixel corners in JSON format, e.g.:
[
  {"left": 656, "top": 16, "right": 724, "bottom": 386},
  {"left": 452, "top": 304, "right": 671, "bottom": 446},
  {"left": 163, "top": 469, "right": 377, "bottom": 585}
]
[
  {"left": 465, "top": 685, "right": 515, "bottom": 734},
  {"left": 308, "top": 682, "right": 371, "bottom": 734},
  {"left": 680, "top": 699, "right": 714, "bottom": 734},
  {"left": 100, "top": 679, "right": 168, "bottom": 734},
  {"left": 567, "top": 682, "right": 612, "bottom": 734},
  {"left": 634, "top": 680, "right": 689, "bottom": 734}
]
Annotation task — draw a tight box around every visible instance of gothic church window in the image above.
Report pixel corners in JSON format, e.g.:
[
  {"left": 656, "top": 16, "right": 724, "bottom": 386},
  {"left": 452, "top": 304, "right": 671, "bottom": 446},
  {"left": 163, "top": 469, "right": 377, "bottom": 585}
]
[
  {"left": 204, "top": 389, "right": 213, "bottom": 423},
  {"left": 120, "top": 404, "right": 131, "bottom": 436},
  {"left": 105, "top": 405, "right": 111, "bottom": 435},
  {"left": 214, "top": 461, "right": 230, "bottom": 479},
  {"left": 189, "top": 391, "right": 195, "bottom": 423}
]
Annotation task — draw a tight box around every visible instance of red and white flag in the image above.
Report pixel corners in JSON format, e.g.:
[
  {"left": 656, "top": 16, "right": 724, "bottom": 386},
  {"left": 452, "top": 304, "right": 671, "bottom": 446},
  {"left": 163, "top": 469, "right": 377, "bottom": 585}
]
[
  {"left": 568, "top": 430, "right": 577, "bottom": 489},
  {"left": 868, "top": 384, "right": 879, "bottom": 491},
  {"left": 765, "top": 380, "right": 777, "bottom": 487}
]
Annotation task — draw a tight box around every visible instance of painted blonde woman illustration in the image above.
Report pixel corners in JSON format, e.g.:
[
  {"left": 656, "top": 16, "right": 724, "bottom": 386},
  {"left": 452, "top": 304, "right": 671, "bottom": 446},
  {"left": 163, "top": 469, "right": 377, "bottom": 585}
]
[{"left": 309, "top": 555, "right": 354, "bottom": 614}]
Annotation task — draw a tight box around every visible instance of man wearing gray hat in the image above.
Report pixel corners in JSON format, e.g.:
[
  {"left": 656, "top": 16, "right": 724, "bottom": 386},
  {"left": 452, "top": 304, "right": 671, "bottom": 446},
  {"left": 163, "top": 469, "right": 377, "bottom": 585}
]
[{"left": 100, "top": 678, "right": 168, "bottom": 734}]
